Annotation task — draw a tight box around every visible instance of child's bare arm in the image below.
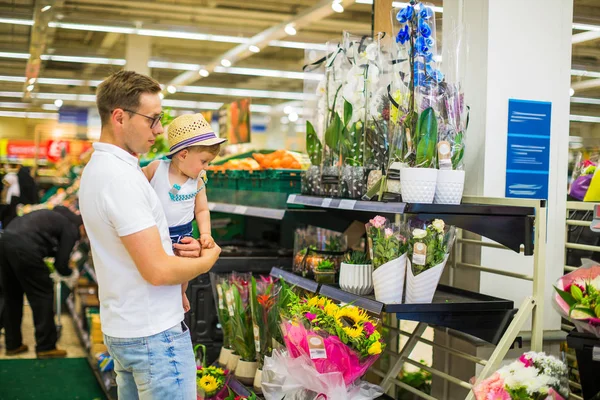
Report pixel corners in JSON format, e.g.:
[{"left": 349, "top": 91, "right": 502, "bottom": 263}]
[
  {"left": 194, "top": 185, "right": 214, "bottom": 248},
  {"left": 141, "top": 160, "right": 160, "bottom": 182}
]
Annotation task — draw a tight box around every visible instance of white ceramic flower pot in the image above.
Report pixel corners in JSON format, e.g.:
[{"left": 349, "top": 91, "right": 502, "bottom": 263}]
[
  {"left": 434, "top": 170, "right": 465, "bottom": 205},
  {"left": 405, "top": 255, "right": 449, "bottom": 304},
  {"left": 339, "top": 262, "right": 374, "bottom": 295},
  {"left": 235, "top": 360, "right": 258, "bottom": 385},
  {"left": 372, "top": 253, "right": 407, "bottom": 304},
  {"left": 400, "top": 168, "right": 438, "bottom": 204},
  {"left": 218, "top": 347, "right": 232, "bottom": 367},
  {"left": 253, "top": 368, "right": 263, "bottom": 394},
  {"left": 226, "top": 352, "right": 240, "bottom": 372}
]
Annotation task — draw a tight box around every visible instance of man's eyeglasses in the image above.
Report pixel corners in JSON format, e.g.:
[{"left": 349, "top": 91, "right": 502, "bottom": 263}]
[{"left": 123, "top": 109, "right": 164, "bottom": 129}]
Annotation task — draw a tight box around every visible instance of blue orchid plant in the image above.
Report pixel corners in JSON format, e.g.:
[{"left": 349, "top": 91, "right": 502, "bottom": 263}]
[{"left": 390, "top": 1, "right": 444, "bottom": 169}]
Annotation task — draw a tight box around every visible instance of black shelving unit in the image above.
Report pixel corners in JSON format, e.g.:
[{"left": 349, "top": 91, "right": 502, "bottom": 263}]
[
  {"left": 567, "top": 330, "right": 600, "bottom": 399},
  {"left": 287, "top": 194, "right": 538, "bottom": 255}
]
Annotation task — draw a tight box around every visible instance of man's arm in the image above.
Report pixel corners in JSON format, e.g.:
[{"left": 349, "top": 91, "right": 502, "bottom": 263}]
[{"left": 121, "top": 225, "right": 220, "bottom": 286}]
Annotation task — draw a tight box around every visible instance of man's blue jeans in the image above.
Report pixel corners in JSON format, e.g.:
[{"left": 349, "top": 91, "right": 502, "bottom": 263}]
[{"left": 104, "top": 322, "right": 196, "bottom": 399}]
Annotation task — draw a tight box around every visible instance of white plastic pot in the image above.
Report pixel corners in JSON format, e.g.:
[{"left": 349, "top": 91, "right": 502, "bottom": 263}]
[
  {"left": 235, "top": 360, "right": 258, "bottom": 385},
  {"left": 405, "top": 255, "right": 449, "bottom": 304},
  {"left": 339, "top": 262, "right": 373, "bottom": 295},
  {"left": 400, "top": 168, "right": 438, "bottom": 204},
  {"left": 218, "top": 347, "right": 232, "bottom": 367},
  {"left": 253, "top": 368, "right": 263, "bottom": 394},
  {"left": 434, "top": 169, "right": 465, "bottom": 205},
  {"left": 226, "top": 352, "right": 240, "bottom": 372},
  {"left": 372, "top": 253, "right": 407, "bottom": 304}
]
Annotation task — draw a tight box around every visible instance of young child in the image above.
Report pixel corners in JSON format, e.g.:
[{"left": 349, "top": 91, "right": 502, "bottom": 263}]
[{"left": 143, "top": 113, "right": 226, "bottom": 312}]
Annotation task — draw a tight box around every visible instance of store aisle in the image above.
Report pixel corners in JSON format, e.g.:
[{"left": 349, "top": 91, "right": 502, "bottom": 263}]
[{"left": 0, "top": 303, "right": 86, "bottom": 360}]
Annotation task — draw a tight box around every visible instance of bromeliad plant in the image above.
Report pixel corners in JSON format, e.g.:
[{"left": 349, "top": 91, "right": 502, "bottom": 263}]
[
  {"left": 229, "top": 273, "right": 256, "bottom": 363},
  {"left": 366, "top": 215, "right": 408, "bottom": 268},
  {"left": 250, "top": 276, "right": 281, "bottom": 369},
  {"left": 409, "top": 219, "right": 454, "bottom": 275}
]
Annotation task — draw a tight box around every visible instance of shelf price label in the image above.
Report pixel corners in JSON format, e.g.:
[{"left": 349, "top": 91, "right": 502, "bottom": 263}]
[
  {"left": 288, "top": 194, "right": 297, "bottom": 204},
  {"left": 234, "top": 206, "right": 248, "bottom": 215},
  {"left": 339, "top": 200, "right": 356, "bottom": 210},
  {"left": 322, "top": 198, "right": 332, "bottom": 208}
]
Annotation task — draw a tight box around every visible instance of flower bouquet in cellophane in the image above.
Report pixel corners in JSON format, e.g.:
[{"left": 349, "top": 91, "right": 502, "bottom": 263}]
[
  {"left": 554, "top": 259, "right": 600, "bottom": 337},
  {"left": 472, "top": 352, "right": 568, "bottom": 400},
  {"left": 197, "top": 365, "right": 230, "bottom": 400},
  {"left": 262, "top": 291, "right": 384, "bottom": 400}
]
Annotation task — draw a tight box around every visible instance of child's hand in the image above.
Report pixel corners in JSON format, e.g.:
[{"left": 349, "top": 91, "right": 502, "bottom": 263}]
[
  {"left": 200, "top": 233, "right": 215, "bottom": 249},
  {"left": 182, "top": 293, "right": 191, "bottom": 313}
]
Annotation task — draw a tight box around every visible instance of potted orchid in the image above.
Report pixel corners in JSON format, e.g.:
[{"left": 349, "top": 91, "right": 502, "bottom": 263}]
[
  {"left": 366, "top": 215, "right": 409, "bottom": 304},
  {"left": 406, "top": 219, "right": 455, "bottom": 303},
  {"left": 390, "top": 1, "right": 444, "bottom": 204}
]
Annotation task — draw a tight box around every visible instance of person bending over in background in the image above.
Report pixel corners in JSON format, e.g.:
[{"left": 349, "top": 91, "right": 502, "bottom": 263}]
[{"left": 0, "top": 206, "right": 83, "bottom": 358}]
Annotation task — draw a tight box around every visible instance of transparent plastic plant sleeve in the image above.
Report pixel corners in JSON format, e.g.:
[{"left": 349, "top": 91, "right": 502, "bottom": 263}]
[
  {"left": 437, "top": 17, "right": 468, "bottom": 171},
  {"left": 554, "top": 261, "right": 600, "bottom": 337},
  {"left": 261, "top": 349, "right": 383, "bottom": 400},
  {"left": 210, "top": 273, "right": 233, "bottom": 353}
]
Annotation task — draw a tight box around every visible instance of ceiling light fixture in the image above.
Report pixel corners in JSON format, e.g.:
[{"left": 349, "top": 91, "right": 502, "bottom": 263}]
[
  {"left": 569, "top": 88, "right": 575, "bottom": 97},
  {"left": 284, "top": 24, "right": 297, "bottom": 36},
  {"left": 28, "top": 78, "right": 36, "bottom": 84},
  {"left": 26, "top": 84, "right": 35, "bottom": 92},
  {"left": 221, "top": 59, "right": 232, "bottom": 67},
  {"left": 249, "top": 45, "right": 261, "bottom": 53},
  {"left": 199, "top": 69, "right": 210, "bottom": 77},
  {"left": 332, "top": 0, "right": 344, "bottom": 13},
  {"left": 288, "top": 112, "right": 299, "bottom": 122},
  {"left": 54, "top": 99, "right": 63, "bottom": 107},
  {"left": 41, "top": 5, "right": 52, "bottom": 12},
  {"left": 283, "top": 106, "right": 293, "bottom": 114},
  {"left": 167, "top": 85, "right": 177, "bottom": 94},
  {"left": 158, "top": 92, "right": 164, "bottom": 100},
  {"left": 570, "top": 115, "right": 600, "bottom": 123}
]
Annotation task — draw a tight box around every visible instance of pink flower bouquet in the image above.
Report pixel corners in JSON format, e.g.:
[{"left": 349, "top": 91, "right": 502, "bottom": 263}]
[
  {"left": 554, "top": 263, "right": 600, "bottom": 337},
  {"left": 472, "top": 352, "right": 568, "bottom": 400}
]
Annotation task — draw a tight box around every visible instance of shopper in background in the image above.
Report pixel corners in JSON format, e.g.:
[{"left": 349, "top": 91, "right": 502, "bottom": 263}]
[
  {"left": 17, "top": 166, "right": 39, "bottom": 205},
  {"left": 79, "top": 70, "right": 221, "bottom": 400},
  {"left": 0, "top": 206, "right": 84, "bottom": 358}
]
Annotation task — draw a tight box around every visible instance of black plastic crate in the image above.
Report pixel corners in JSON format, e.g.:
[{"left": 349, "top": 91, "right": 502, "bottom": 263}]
[{"left": 567, "top": 330, "right": 600, "bottom": 400}]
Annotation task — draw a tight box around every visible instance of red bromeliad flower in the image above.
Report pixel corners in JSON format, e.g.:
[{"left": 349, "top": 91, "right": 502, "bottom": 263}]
[{"left": 257, "top": 294, "right": 274, "bottom": 307}]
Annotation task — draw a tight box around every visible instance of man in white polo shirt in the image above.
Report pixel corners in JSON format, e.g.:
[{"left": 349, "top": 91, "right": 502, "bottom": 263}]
[{"left": 79, "top": 70, "right": 221, "bottom": 399}]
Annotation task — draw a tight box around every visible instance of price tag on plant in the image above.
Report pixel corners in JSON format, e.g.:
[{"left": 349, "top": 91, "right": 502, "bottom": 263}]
[
  {"left": 413, "top": 242, "right": 427, "bottom": 266},
  {"left": 253, "top": 324, "right": 261, "bottom": 354},
  {"left": 438, "top": 141, "right": 452, "bottom": 170},
  {"left": 216, "top": 286, "right": 225, "bottom": 310},
  {"left": 307, "top": 334, "right": 327, "bottom": 359},
  {"left": 225, "top": 289, "right": 235, "bottom": 317}
]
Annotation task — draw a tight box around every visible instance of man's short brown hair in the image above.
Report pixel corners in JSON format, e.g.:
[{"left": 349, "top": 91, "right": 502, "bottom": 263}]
[{"left": 96, "top": 70, "right": 162, "bottom": 125}]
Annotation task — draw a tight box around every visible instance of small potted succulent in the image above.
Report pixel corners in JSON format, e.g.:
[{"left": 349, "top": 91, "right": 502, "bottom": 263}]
[
  {"left": 313, "top": 259, "right": 337, "bottom": 284},
  {"left": 339, "top": 251, "right": 373, "bottom": 295}
]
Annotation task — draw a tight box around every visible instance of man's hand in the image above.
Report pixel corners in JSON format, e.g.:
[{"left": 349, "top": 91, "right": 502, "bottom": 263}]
[
  {"left": 173, "top": 236, "right": 201, "bottom": 258},
  {"left": 199, "top": 244, "right": 221, "bottom": 266},
  {"left": 200, "top": 233, "right": 215, "bottom": 249},
  {"left": 182, "top": 293, "right": 191, "bottom": 313}
]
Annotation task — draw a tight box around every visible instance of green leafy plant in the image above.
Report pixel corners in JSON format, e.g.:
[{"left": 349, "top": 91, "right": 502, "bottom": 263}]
[
  {"left": 344, "top": 251, "right": 370, "bottom": 265},
  {"left": 554, "top": 281, "right": 600, "bottom": 320},
  {"left": 398, "top": 363, "right": 432, "bottom": 400},
  {"left": 316, "top": 259, "right": 335, "bottom": 271},
  {"left": 415, "top": 107, "right": 438, "bottom": 168},
  {"left": 306, "top": 121, "right": 323, "bottom": 166},
  {"left": 229, "top": 274, "right": 256, "bottom": 362},
  {"left": 325, "top": 235, "right": 345, "bottom": 252},
  {"left": 250, "top": 276, "right": 281, "bottom": 368},
  {"left": 366, "top": 215, "right": 408, "bottom": 269}
]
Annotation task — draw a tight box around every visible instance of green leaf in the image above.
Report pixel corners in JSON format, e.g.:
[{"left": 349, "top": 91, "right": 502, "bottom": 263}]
[
  {"left": 325, "top": 113, "right": 342, "bottom": 151},
  {"left": 554, "top": 286, "right": 577, "bottom": 308},
  {"left": 571, "top": 284, "right": 584, "bottom": 302},
  {"left": 344, "top": 100, "right": 353, "bottom": 128},
  {"left": 451, "top": 132, "right": 464, "bottom": 170},
  {"left": 306, "top": 121, "right": 323, "bottom": 165},
  {"left": 415, "top": 107, "right": 438, "bottom": 168}
]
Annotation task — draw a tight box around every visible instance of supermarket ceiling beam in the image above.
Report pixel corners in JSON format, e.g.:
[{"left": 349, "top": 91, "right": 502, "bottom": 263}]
[
  {"left": 0, "top": 16, "right": 328, "bottom": 51},
  {"left": 0, "top": 51, "right": 322, "bottom": 81},
  {"left": 0, "top": 75, "right": 312, "bottom": 101},
  {"left": 164, "top": 0, "right": 357, "bottom": 91}
]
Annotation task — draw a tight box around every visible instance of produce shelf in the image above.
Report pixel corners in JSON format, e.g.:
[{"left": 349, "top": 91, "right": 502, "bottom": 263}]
[{"left": 208, "top": 202, "right": 286, "bottom": 220}]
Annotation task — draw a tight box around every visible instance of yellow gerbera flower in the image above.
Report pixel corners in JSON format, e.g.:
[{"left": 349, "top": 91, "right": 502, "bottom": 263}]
[
  {"left": 199, "top": 375, "right": 219, "bottom": 394},
  {"left": 307, "top": 296, "right": 328, "bottom": 309},
  {"left": 343, "top": 325, "right": 363, "bottom": 339},
  {"left": 368, "top": 341, "right": 382, "bottom": 355}
]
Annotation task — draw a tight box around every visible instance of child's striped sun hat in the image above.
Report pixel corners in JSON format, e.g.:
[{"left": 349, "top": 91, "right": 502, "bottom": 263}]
[{"left": 166, "top": 113, "right": 226, "bottom": 157}]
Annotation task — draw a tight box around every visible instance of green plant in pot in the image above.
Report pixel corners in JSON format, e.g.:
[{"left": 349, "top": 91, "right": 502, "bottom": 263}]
[
  {"left": 314, "top": 259, "right": 337, "bottom": 284},
  {"left": 339, "top": 250, "right": 373, "bottom": 295}
]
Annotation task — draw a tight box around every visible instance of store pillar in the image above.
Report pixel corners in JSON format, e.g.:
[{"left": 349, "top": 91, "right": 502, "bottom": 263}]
[
  {"left": 432, "top": 1, "right": 574, "bottom": 398},
  {"left": 125, "top": 35, "right": 151, "bottom": 76}
]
